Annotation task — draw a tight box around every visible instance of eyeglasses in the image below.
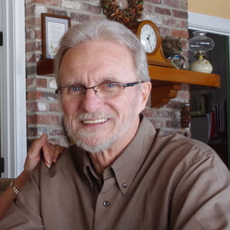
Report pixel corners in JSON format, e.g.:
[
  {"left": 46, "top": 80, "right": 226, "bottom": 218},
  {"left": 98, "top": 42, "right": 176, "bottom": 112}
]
[{"left": 55, "top": 81, "right": 143, "bottom": 99}]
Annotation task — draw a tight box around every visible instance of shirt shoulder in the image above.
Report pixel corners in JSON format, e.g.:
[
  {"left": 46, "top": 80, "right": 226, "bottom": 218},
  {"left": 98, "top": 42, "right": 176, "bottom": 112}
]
[{"left": 154, "top": 130, "right": 218, "bottom": 161}]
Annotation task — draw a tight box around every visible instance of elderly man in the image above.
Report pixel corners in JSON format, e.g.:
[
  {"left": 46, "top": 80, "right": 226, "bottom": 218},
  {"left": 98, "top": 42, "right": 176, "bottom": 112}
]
[{"left": 1, "top": 19, "right": 230, "bottom": 230}]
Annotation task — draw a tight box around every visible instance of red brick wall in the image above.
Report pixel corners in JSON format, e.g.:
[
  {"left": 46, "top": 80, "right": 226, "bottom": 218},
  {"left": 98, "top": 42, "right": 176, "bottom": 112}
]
[{"left": 25, "top": 0, "right": 190, "bottom": 147}]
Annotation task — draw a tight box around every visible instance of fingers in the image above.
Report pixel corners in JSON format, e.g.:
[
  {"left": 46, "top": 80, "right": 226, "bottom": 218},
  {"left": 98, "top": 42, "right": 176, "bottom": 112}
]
[
  {"left": 24, "top": 134, "right": 48, "bottom": 172},
  {"left": 42, "top": 143, "right": 66, "bottom": 168},
  {"left": 52, "top": 146, "right": 66, "bottom": 163},
  {"left": 42, "top": 142, "right": 53, "bottom": 168}
]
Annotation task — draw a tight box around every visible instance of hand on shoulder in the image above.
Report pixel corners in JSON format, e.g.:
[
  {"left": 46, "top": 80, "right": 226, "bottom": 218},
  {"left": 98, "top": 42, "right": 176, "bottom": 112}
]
[{"left": 24, "top": 134, "right": 66, "bottom": 172}]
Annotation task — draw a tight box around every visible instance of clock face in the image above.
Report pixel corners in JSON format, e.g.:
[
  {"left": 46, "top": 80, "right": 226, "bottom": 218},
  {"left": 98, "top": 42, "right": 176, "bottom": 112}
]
[{"left": 140, "top": 25, "right": 157, "bottom": 53}]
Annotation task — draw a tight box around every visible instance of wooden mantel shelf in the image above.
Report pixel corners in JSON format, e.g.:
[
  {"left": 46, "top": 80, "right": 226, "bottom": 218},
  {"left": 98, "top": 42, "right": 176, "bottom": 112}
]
[{"left": 149, "top": 65, "right": 221, "bottom": 108}]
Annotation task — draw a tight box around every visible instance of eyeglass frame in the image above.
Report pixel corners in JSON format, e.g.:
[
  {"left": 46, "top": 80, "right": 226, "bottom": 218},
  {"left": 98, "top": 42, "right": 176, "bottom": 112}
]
[{"left": 55, "top": 81, "right": 144, "bottom": 99}]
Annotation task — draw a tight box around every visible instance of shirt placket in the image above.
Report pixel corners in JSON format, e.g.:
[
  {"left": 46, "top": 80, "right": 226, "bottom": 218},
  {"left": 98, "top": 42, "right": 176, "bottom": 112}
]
[{"left": 93, "top": 169, "right": 120, "bottom": 230}]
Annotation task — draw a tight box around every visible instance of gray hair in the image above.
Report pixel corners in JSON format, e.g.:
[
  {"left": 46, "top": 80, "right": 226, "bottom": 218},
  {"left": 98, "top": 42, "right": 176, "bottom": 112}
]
[{"left": 54, "top": 19, "right": 150, "bottom": 87}]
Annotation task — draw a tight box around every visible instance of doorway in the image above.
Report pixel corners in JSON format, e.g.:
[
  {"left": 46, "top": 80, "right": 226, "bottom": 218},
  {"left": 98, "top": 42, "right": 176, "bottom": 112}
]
[{"left": 189, "top": 30, "right": 230, "bottom": 168}]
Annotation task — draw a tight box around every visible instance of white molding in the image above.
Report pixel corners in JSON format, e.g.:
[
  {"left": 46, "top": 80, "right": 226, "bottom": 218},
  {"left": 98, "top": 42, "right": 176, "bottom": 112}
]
[
  {"left": 188, "top": 12, "right": 230, "bottom": 36},
  {"left": 0, "top": 0, "right": 26, "bottom": 177}
]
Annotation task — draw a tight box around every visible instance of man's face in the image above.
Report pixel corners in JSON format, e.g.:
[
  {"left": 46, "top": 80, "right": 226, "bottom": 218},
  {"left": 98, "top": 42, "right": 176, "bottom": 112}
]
[{"left": 59, "top": 40, "right": 150, "bottom": 153}]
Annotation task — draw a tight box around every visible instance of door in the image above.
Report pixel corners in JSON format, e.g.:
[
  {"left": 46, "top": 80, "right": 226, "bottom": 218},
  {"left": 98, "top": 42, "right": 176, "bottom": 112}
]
[{"left": 189, "top": 30, "right": 230, "bottom": 168}]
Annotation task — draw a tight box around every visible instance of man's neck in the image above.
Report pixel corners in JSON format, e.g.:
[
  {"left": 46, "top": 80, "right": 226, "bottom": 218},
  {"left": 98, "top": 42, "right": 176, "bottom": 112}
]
[{"left": 89, "top": 117, "right": 140, "bottom": 177}]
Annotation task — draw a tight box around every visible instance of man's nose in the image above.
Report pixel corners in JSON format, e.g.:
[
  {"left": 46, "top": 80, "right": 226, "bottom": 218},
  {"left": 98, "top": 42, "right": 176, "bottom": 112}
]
[{"left": 80, "top": 88, "right": 103, "bottom": 113}]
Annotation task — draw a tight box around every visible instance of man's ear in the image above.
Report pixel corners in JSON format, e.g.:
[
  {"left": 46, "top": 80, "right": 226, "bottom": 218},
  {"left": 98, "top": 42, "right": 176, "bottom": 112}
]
[{"left": 139, "top": 81, "right": 152, "bottom": 110}]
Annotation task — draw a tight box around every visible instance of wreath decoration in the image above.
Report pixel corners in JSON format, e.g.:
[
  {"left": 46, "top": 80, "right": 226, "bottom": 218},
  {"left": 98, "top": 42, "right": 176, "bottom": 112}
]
[{"left": 101, "top": 0, "right": 144, "bottom": 24}]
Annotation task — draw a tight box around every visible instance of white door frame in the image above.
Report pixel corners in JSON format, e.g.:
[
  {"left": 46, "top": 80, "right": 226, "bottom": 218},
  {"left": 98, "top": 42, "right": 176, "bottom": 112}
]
[
  {"left": 188, "top": 12, "right": 230, "bottom": 36},
  {"left": 0, "top": 0, "right": 26, "bottom": 177}
]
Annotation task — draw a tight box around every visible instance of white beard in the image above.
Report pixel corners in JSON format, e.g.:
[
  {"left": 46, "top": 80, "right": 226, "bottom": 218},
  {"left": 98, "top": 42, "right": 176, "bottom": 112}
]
[{"left": 64, "top": 99, "right": 139, "bottom": 153}]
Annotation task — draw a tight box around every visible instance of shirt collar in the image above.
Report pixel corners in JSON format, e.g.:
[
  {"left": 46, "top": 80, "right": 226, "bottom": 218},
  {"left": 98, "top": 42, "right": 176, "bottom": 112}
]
[
  {"left": 111, "top": 115, "right": 156, "bottom": 195},
  {"left": 81, "top": 115, "right": 156, "bottom": 196}
]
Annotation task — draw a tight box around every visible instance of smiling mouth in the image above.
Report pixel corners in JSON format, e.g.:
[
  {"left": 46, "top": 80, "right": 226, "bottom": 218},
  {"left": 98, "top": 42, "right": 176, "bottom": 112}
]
[{"left": 82, "top": 118, "right": 108, "bottom": 124}]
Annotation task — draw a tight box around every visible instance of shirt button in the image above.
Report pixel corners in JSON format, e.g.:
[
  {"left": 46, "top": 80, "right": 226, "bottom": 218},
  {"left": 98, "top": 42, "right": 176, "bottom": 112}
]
[
  {"left": 122, "top": 183, "right": 127, "bottom": 188},
  {"left": 103, "top": 201, "right": 110, "bottom": 207}
]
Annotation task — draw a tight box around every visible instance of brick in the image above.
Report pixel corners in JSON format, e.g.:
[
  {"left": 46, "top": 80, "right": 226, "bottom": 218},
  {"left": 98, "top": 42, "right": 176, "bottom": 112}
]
[
  {"left": 164, "top": 0, "right": 180, "bottom": 8},
  {"left": 49, "top": 79, "right": 57, "bottom": 89},
  {"left": 27, "top": 91, "right": 58, "bottom": 101},
  {"left": 26, "top": 78, "right": 35, "bottom": 88},
  {"left": 166, "top": 120, "right": 181, "bottom": 129},
  {"left": 30, "top": 0, "right": 59, "bottom": 6},
  {"left": 25, "top": 5, "right": 35, "bottom": 17},
  {"left": 180, "top": 20, "right": 188, "bottom": 29},
  {"left": 143, "top": 14, "right": 163, "bottom": 25},
  {"left": 39, "top": 91, "right": 58, "bottom": 101},
  {"left": 155, "top": 7, "right": 171, "bottom": 16},
  {"left": 49, "top": 127, "right": 66, "bottom": 136},
  {"left": 26, "top": 65, "right": 36, "bottom": 75},
  {"left": 61, "top": 0, "right": 82, "bottom": 10},
  {"left": 48, "top": 137, "right": 71, "bottom": 147},
  {"left": 157, "top": 109, "right": 175, "bottom": 118},
  {"left": 47, "top": 8, "right": 68, "bottom": 17},
  {"left": 163, "top": 101, "right": 181, "bottom": 109},
  {"left": 164, "top": 18, "right": 180, "bottom": 28},
  {"left": 70, "top": 12, "right": 91, "bottom": 22},
  {"left": 60, "top": 137, "right": 71, "bottom": 147},
  {"left": 148, "top": 118, "right": 165, "bottom": 128},
  {"left": 143, "top": 3, "right": 154, "bottom": 13},
  {"left": 27, "top": 114, "right": 60, "bottom": 125},
  {"left": 35, "top": 5, "right": 47, "bottom": 16},
  {"left": 145, "top": 0, "right": 162, "bottom": 4},
  {"left": 172, "top": 10, "right": 188, "bottom": 20},
  {"left": 26, "top": 17, "right": 41, "bottom": 30},
  {"left": 26, "top": 30, "right": 41, "bottom": 40},
  {"left": 27, "top": 101, "right": 48, "bottom": 112},
  {"left": 158, "top": 27, "right": 171, "bottom": 37},
  {"left": 27, "top": 127, "right": 48, "bottom": 136},
  {"left": 176, "top": 90, "right": 190, "bottom": 101},
  {"left": 142, "top": 108, "right": 158, "bottom": 117},
  {"left": 26, "top": 41, "right": 41, "bottom": 53},
  {"left": 82, "top": 3, "right": 102, "bottom": 14},
  {"left": 172, "top": 29, "right": 188, "bottom": 39},
  {"left": 26, "top": 53, "right": 36, "bottom": 63},
  {"left": 50, "top": 103, "right": 62, "bottom": 112},
  {"left": 48, "top": 138, "right": 61, "bottom": 145},
  {"left": 37, "top": 78, "right": 47, "bottom": 88},
  {"left": 26, "top": 30, "right": 35, "bottom": 40},
  {"left": 159, "top": 129, "right": 175, "bottom": 136}
]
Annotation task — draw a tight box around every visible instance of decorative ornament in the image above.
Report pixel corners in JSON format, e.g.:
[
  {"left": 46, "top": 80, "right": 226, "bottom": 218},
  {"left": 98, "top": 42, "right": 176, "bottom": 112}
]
[
  {"left": 180, "top": 103, "right": 190, "bottom": 130},
  {"left": 189, "top": 51, "right": 213, "bottom": 73},
  {"left": 101, "top": 0, "right": 144, "bottom": 24},
  {"left": 162, "top": 36, "right": 188, "bottom": 70},
  {"left": 188, "top": 31, "right": 214, "bottom": 73}
]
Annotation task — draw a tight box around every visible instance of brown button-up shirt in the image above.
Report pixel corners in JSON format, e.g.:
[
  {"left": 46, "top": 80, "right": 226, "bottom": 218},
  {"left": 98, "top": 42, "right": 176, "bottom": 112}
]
[{"left": 1, "top": 116, "right": 230, "bottom": 229}]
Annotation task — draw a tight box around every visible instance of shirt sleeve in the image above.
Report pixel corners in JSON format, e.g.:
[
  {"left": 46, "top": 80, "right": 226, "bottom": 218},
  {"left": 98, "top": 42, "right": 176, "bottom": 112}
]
[
  {"left": 171, "top": 149, "right": 230, "bottom": 230},
  {"left": 0, "top": 167, "right": 44, "bottom": 230}
]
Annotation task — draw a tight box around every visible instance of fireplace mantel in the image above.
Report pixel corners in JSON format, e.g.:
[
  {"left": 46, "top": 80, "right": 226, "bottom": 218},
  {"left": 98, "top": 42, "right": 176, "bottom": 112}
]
[{"left": 149, "top": 65, "right": 221, "bottom": 108}]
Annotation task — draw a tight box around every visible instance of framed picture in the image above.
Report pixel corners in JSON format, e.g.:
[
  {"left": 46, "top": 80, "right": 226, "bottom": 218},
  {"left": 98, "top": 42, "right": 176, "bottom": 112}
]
[
  {"left": 41, "top": 13, "right": 71, "bottom": 59},
  {"left": 190, "top": 94, "right": 207, "bottom": 117}
]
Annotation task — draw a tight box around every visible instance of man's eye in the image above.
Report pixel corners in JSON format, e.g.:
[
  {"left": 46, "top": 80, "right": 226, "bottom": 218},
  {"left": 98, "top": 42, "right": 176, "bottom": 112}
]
[
  {"left": 105, "top": 83, "right": 117, "bottom": 88},
  {"left": 70, "top": 86, "right": 81, "bottom": 92}
]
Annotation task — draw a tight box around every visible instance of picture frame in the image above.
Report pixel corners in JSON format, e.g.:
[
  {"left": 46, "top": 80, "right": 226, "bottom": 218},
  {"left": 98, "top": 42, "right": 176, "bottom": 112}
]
[
  {"left": 190, "top": 94, "right": 207, "bottom": 117},
  {"left": 41, "top": 13, "right": 71, "bottom": 59}
]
